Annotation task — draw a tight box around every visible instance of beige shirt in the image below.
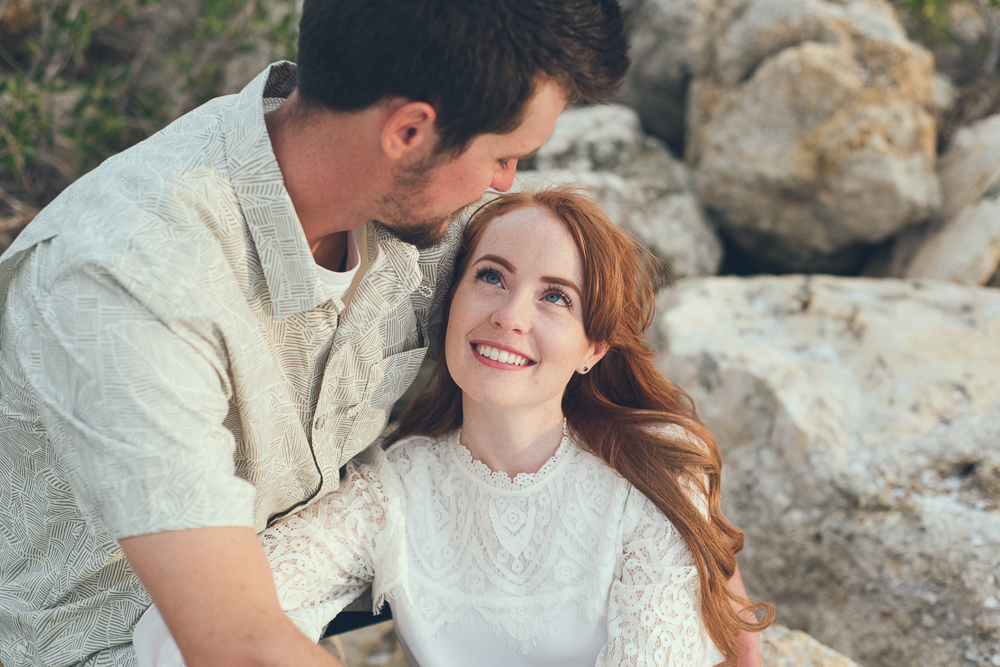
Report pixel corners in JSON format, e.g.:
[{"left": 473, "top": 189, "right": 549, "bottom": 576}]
[{"left": 0, "top": 62, "right": 456, "bottom": 667}]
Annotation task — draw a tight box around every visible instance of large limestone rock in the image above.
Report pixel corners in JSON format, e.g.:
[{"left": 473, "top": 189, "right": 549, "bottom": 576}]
[
  {"left": 517, "top": 104, "right": 722, "bottom": 280},
  {"left": 615, "top": 0, "right": 718, "bottom": 151},
  {"left": 687, "top": 0, "right": 942, "bottom": 272},
  {"left": 762, "top": 624, "right": 863, "bottom": 667},
  {"left": 651, "top": 275, "right": 1000, "bottom": 667},
  {"left": 873, "top": 114, "right": 1000, "bottom": 286}
]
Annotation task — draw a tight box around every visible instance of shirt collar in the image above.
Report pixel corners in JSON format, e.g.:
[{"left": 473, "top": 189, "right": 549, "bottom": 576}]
[
  {"left": 224, "top": 62, "right": 426, "bottom": 321},
  {"left": 224, "top": 61, "right": 330, "bottom": 319}
]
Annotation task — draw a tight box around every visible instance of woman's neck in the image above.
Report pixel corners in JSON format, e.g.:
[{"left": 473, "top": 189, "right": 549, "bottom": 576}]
[{"left": 459, "top": 400, "right": 566, "bottom": 478}]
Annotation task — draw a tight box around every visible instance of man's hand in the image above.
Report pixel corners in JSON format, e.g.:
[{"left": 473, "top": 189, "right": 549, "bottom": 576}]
[
  {"left": 729, "top": 564, "right": 763, "bottom": 667},
  {"left": 121, "top": 526, "right": 343, "bottom": 667}
]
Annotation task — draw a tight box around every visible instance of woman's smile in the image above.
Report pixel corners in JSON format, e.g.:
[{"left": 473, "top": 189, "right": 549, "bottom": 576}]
[
  {"left": 445, "top": 204, "right": 607, "bottom": 414},
  {"left": 471, "top": 342, "right": 534, "bottom": 368}
]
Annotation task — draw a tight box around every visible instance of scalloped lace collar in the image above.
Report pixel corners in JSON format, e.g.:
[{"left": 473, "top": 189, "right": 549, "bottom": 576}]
[{"left": 450, "top": 421, "right": 575, "bottom": 491}]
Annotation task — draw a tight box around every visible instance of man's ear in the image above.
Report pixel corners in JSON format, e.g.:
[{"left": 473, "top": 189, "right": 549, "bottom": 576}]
[{"left": 381, "top": 100, "right": 438, "bottom": 160}]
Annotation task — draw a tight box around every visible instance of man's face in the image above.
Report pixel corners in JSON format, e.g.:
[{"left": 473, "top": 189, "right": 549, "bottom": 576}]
[{"left": 377, "top": 79, "right": 568, "bottom": 249}]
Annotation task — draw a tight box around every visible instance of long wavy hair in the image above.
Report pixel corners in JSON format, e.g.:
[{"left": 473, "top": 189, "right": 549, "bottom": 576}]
[{"left": 390, "top": 186, "right": 774, "bottom": 665}]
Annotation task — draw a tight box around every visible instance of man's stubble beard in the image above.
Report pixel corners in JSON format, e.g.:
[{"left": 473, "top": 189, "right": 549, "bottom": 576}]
[{"left": 377, "top": 153, "right": 465, "bottom": 250}]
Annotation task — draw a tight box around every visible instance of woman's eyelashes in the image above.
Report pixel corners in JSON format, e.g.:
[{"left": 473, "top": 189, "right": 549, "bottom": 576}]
[
  {"left": 473, "top": 265, "right": 573, "bottom": 308},
  {"left": 474, "top": 265, "right": 503, "bottom": 286},
  {"left": 542, "top": 287, "right": 572, "bottom": 308}
]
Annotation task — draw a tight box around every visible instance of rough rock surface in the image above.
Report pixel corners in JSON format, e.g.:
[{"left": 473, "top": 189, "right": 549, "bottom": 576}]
[
  {"left": 762, "top": 624, "right": 863, "bottom": 667},
  {"left": 325, "top": 621, "right": 408, "bottom": 667},
  {"left": 331, "top": 620, "right": 857, "bottom": 667},
  {"left": 615, "top": 0, "right": 717, "bottom": 151},
  {"left": 687, "top": 0, "right": 942, "bottom": 272},
  {"left": 516, "top": 104, "right": 722, "bottom": 280},
  {"left": 875, "top": 114, "right": 1000, "bottom": 286},
  {"left": 651, "top": 275, "right": 1000, "bottom": 667}
]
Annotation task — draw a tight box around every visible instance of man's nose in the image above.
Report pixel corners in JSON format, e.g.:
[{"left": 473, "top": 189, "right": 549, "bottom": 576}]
[{"left": 490, "top": 160, "right": 518, "bottom": 192}]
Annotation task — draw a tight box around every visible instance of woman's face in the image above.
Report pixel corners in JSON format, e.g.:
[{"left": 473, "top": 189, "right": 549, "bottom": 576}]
[{"left": 444, "top": 205, "right": 608, "bottom": 415}]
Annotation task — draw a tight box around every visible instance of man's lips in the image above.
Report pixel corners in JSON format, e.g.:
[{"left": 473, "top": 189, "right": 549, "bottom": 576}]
[{"left": 470, "top": 342, "right": 535, "bottom": 368}]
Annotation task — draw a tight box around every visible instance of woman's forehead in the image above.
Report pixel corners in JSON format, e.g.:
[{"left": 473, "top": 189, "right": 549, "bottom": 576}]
[{"left": 473, "top": 207, "right": 585, "bottom": 281}]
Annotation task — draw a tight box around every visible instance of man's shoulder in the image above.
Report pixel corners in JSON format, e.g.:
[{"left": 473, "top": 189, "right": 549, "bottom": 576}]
[{"left": 0, "top": 96, "right": 254, "bottom": 296}]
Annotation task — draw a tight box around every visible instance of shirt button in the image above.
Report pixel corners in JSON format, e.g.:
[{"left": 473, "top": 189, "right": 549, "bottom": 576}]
[{"left": 315, "top": 415, "right": 327, "bottom": 430}]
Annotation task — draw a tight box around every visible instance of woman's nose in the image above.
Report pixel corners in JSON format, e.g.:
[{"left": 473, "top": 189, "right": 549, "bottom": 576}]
[{"left": 491, "top": 293, "right": 531, "bottom": 332}]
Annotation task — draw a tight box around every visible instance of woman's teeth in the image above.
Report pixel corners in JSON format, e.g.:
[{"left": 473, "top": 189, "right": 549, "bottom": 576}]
[{"left": 475, "top": 344, "right": 529, "bottom": 366}]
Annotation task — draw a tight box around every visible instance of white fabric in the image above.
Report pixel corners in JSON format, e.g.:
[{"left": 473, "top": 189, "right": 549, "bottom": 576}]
[
  {"left": 135, "top": 427, "right": 723, "bottom": 667},
  {"left": 316, "top": 229, "right": 361, "bottom": 298}
]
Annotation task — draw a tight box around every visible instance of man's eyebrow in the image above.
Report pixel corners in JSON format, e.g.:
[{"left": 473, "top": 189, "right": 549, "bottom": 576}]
[{"left": 502, "top": 149, "right": 540, "bottom": 162}]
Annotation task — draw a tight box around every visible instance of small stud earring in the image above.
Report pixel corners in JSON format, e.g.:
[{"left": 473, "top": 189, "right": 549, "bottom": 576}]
[{"left": 583, "top": 366, "right": 589, "bottom": 373}]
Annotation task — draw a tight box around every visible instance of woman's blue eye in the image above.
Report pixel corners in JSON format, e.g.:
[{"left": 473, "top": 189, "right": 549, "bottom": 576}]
[
  {"left": 544, "top": 292, "right": 568, "bottom": 306},
  {"left": 475, "top": 267, "right": 502, "bottom": 285}
]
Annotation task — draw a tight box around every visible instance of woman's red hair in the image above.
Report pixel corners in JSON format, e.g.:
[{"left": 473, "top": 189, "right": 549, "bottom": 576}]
[{"left": 390, "top": 186, "right": 773, "bottom": 665}]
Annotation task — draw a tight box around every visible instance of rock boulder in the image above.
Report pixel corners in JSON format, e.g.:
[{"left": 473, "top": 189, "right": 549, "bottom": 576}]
[
  {"left": 517, "top": 104, "right": 722, "bottom": 280},
  {"left": 762, "top": 624, "right": 863, "bottom": 667},
  {"left": 651, "top": 275, "right": 1000, "bottom": 667},
  {"left": 687, "top": 0, "right": 942, "bottom": 272},
  {"left": 615, "top": 0, "right": 718, "bottom": 151},
  {"left": 875, "top": 114, "right": 1000, "bottom": 286}
]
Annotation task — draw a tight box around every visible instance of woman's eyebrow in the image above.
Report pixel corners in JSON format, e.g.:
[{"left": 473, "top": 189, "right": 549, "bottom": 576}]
[
  {"left": 475, "top": 254, "right": 581, "bottom": 294},
  {"left": 475, "top": 254, "right": 515, "bottom": 272},
  {"left": 542, "top": 275, "right": 582, "bottom": 295}
]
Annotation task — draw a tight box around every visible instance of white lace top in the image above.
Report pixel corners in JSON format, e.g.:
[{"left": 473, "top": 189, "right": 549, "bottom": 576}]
[{"left": 133, "top": 428, "right": 724, "bottom": 667}]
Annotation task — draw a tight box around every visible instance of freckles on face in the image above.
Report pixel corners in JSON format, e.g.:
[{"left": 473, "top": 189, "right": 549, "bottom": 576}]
[{"left": 444, "top": 205, "right": 601, "bottom": 412}]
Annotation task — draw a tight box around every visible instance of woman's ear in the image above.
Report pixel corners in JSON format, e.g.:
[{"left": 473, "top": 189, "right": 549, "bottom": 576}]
[
  {"left": 381, "top": 100, "right": 438, "bottom": 159},
  {"left": 578, "top": 341, "right": 610, "bottom": 374}
]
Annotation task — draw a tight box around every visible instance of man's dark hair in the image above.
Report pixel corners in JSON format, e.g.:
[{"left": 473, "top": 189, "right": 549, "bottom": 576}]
[{"left": 296, "top": 0, "right": 630, "bottom": 154}]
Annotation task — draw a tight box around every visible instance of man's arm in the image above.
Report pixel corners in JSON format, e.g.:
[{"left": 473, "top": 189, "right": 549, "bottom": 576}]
[
  {"left": 729, "top": 563, "right": 763, "bottom": 667},
  {"left": 121, "top": 526, "right": 343, "bottom": 667}
]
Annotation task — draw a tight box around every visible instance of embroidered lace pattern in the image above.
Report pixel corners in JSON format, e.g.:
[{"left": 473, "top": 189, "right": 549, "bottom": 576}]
[{"left": 259, "top": 429, "right": 712, "bottom": 665}]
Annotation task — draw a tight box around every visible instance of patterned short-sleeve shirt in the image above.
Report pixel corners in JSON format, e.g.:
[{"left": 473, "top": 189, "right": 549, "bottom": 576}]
[{"left": 0, "top": 62, "right": 457, "bottom": 667}]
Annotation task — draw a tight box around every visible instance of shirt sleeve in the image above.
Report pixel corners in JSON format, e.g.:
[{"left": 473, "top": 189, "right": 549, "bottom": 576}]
[
  {"left": 259, "top": 450, "right": 397, "bottom": 640},
  {"left": 597, "top": 489, "right": 719, "bottom": 667},
  {"left": 8, "top": 254, "right": 254, "bottom": 538}
]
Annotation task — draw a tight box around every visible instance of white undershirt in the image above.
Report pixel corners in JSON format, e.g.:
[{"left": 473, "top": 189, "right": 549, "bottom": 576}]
[{"left": 315, "top": 230, "right": 361, "bottom": 300}]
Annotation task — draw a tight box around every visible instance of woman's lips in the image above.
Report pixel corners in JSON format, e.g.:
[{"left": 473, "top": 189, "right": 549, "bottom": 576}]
[{"left": 471, "top": 343, "right": 534, "bottom": 368}]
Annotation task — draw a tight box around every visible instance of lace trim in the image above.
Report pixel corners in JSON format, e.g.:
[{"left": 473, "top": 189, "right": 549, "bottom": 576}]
[{"left": 450, "top": 421, "right": 574, "bottom": 491}]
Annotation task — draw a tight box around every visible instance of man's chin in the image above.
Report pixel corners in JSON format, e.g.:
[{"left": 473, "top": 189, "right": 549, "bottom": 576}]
[{"left": 384, "top": 209, "right": 463, "bottom": 250}]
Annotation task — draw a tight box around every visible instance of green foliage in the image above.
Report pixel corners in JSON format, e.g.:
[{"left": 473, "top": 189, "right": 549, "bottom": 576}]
[
  {"left": 0, "top": 74, "right": 51, "bottom": 192},
  {"left": 0, "top": 0, "right": 299, "bottom": 205},
  {"left": 895, "top": 0, "right": 1000, "bottom": 46}
]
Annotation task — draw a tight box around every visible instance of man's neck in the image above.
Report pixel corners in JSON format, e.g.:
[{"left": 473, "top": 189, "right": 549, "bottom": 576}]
[
  {"left": 265, "top": 91, "right": 388, "bottom": 253},
  {"left": 310, "top": 230, "right": 350, "bottom": 271}
]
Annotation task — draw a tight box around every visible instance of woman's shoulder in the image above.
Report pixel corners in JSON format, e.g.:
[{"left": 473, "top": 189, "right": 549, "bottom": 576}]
[{"left": 366, "top": 430, "right": 456, "bottom": 473}]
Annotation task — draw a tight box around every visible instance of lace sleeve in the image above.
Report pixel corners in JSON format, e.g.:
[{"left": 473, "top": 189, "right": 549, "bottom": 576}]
[
  {"left": 259, "top": 450, "right": 399, "bottom": 640},
  {"left": 597, "top": 489, "right": 717, "bottom": 667}
]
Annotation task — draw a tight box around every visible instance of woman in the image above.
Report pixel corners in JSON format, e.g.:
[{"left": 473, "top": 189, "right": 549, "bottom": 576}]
[{"left": 134, "top": 187, "right": 773, "bottom": 666}]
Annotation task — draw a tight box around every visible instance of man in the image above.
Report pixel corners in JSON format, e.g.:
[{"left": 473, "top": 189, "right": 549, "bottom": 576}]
[{"left": 0, "top": 1, "right": 629, "bottom": 665}]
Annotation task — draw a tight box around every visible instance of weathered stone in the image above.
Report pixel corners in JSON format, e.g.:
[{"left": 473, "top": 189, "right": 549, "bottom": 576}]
[
  {"left": 870, "top": 114, "right": 1000, "bottom": 286},
  {"left": 762, "top": 624, "right": 863, "bottom": 667},
  {"left": 0, "top": 0, "right": 36, "bottom": 36},
  {"left": 518, "top": 104, "right": 722, "bottom": 279},
  {"left": 615, "top": 0, "right": 717, "bottom": 151},
  {"left": 687, "top": 0, "right": 942, "bottom": 272},
  {"left": 328, "top": 620, "right": 409, "bottom": 667},
  {"left": 651, "top": 275, "right": 1000, "bottom": 667},
  {"left": 332, "top": 620, "right": 859, "bottom": 667}
]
